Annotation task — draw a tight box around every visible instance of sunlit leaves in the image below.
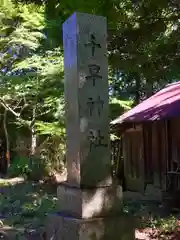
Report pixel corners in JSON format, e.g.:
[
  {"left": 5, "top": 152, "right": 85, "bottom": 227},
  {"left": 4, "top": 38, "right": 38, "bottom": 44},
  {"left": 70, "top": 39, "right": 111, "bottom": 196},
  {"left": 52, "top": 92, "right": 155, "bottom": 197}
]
[
  {"left": 0, "top": 0, "right": 65, "bottom": 140},
  {"left": 36, "top": 121, "right": 65, "bottom": 137},
  {"left": 110, "top": 97, "right": 133, "bottom": 110}
]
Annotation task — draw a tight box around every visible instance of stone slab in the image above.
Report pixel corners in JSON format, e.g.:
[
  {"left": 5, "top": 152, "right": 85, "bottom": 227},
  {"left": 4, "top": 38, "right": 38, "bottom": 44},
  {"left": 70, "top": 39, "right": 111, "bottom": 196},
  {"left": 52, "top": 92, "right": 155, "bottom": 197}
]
[
  {"left": 144, "top": 184, "right": 162, "bottom": 201},
  {"left": 57, "top": 182, "right": 123, "bottom": 219},
  {"left": 63, "top": 12, "right": 112, "bottom": 188},
  {"left": 46, "top": 213, "right": 135, "bottom": 240},
  {"left": 123, "top": 184, "right": 162, "bottom": 202}
]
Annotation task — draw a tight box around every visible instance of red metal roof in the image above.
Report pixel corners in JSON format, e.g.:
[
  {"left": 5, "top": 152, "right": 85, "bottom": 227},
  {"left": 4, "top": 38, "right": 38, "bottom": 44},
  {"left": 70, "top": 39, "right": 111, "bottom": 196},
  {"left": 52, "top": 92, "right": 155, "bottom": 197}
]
[{"left": 111, "top": 82, "right": 180, "bottom": 125}]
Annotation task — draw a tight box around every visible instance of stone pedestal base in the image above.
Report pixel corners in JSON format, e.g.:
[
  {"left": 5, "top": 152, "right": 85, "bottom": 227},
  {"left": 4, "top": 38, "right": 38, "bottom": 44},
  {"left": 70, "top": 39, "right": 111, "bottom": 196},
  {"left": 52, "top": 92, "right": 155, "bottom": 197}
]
[
  {"left": 57, "top": 182, "right": 123, "bottom": 219},
  {"left": 46, "top": 213, "right": 135, "bottom": 240}
]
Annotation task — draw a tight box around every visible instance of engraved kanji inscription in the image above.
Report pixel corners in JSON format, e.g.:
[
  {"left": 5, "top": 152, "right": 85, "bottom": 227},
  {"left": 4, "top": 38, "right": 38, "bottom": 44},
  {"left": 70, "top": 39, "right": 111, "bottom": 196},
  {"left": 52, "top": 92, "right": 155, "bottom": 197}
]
[
  {"left": 88, "top": 130, "right": 108, "bottom": 151},
  {"left": 87, "top": 96, "right": 104, "bottom": 116},
  {"left": 86, "top": 64, "right": 102, "bottom": 86},
  {"left": 85, "top": 34, "right": 101, "bottom": 57}
]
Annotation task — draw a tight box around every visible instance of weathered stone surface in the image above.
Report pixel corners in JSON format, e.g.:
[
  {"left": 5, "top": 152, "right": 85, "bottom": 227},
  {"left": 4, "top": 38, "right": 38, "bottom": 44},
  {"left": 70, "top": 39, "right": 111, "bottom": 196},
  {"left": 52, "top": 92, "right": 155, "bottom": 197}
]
[
  {"left": 46, "top": 213, "right": 135, "bottom": 240},
  {"left": 124, "top": 184, "right": 162, "bottom": 202},
  {"left": 57, "top": 182, "right": 123, "bottom": 219},
  {"left": 63, "top": 12, "right": 111, "bottom": 188}
]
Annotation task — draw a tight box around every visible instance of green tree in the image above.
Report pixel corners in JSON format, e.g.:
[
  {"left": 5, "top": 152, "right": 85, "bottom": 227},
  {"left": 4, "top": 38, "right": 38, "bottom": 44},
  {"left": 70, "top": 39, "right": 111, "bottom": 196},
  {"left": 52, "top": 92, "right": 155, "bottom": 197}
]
[
  {"left": 1, "top": 0, "right": 180, "bottom": 176},
  {"left": 0, "top": 1, "right": 65, "bottom": 175}
]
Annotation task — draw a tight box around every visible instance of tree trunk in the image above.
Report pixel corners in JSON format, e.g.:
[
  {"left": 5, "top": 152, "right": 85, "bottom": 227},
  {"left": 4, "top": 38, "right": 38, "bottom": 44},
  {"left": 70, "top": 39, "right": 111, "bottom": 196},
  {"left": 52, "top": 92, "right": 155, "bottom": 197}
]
[
  {"left": 134, "top": 73, "right": 141, "bottom": 105},
  {"left": 3, "top": 109, "right": 10, "bottom": 169},
  {"left": 31, "top": 107, "right": 37, "bottom": 156},
  {"left": 29, "top": 106, "right": 37, "bottom": 169},
  {"left": 146, "top": 81, "right": 154, "bottom": 98}
]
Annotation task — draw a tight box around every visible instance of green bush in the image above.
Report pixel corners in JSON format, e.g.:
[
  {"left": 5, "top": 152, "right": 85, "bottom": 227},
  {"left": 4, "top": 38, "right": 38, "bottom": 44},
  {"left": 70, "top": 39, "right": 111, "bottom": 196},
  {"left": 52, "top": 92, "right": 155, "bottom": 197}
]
[
  {"left": 27, "top": 157, "right": 50, "bottom": 181},
  {"left": 8, "top": 155, "right": 49, "bottom": 180},
  {"left": 39, "top": 136, "right": 66, "bottom": 172},
  {"left": 8, "top": 156, "right": 30, "bottom": 177}
]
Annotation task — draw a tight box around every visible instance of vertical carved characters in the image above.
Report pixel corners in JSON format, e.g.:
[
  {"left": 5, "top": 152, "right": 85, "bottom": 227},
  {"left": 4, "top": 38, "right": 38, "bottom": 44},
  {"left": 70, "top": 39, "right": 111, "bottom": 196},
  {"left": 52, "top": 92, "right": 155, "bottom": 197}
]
[
  {"left": 84, "top": 33, "right": 106, "bottom": 153},
  {"left": 85, "top": 34, "right": 101, "bottom": 57},
  {"left": 63, "top": 13, "right": 110, "bottom": 187},
  {"left": 85, "top": 64, "right": 102, "bottom": 86},
  {"left": 87, "top": 96, "right": 104, "bottom": 117},
  {"left": 88, "top": 130, "right": 108, "bottom": 152}
]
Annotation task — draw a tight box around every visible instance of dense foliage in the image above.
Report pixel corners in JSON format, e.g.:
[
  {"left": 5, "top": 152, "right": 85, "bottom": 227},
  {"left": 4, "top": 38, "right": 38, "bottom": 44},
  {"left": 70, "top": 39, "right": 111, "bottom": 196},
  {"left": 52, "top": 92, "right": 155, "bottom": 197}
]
[{"left": 0, "top": 0, "right": 180, "bottom": 177}]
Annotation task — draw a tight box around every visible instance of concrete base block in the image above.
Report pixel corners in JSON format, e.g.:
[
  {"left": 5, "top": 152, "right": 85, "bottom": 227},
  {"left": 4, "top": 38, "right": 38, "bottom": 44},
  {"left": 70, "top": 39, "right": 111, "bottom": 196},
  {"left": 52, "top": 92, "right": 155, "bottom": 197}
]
[
  {"left": 57, "top": 182, "right": 123, "bottom": 218},
  {"left": 46, "top": 213, "right": 135, "bottom": 240}
]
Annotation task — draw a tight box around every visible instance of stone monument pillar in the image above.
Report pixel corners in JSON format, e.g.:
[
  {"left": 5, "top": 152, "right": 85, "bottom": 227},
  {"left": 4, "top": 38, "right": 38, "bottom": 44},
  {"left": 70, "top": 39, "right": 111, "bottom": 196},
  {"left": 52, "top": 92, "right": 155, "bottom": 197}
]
[{"left": 46, "top": 12, "right": 135, "bottom": 240}]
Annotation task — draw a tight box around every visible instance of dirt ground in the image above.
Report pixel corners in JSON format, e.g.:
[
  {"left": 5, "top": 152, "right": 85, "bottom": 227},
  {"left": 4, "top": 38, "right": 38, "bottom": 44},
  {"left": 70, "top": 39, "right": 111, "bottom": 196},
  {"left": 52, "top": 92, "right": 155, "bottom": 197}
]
[{"left": 0, "top": 177, "right": 180, "bottom": 239}]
